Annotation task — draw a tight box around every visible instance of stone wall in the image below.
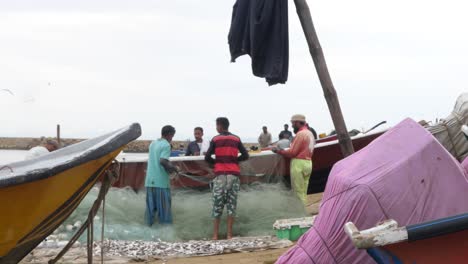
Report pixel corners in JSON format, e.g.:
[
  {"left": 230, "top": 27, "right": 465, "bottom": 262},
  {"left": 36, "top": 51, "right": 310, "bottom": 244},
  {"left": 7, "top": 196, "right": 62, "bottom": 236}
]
[{"left": 0, "top": 137, "right": 256, "bottom": 153}]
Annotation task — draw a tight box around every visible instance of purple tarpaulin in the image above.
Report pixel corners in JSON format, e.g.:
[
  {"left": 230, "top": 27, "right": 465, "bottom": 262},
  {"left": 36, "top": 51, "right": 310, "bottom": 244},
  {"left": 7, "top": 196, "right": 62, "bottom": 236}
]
[{"left": 277, "top": 118, "right": 468, "bottom": 264}]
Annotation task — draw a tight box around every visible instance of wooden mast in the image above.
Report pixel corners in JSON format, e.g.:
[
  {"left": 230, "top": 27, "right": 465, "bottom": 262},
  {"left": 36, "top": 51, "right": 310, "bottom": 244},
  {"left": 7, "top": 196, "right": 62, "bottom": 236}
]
[
  {"left": 56, "top": 124, "right": 61, "bottom": 146},
  {"left": 293, "top": 0, "right": 354, "bottom": 156}
]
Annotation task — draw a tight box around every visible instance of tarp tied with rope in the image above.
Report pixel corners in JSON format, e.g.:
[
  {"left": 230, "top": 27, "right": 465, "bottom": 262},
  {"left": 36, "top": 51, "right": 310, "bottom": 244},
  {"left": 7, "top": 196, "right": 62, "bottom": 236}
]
[
  {"left": 427, "top": 93, "right": 468, "bottom": 161},
  {"left": 277, "top": 118, "right": 468, "bottom": 264}
]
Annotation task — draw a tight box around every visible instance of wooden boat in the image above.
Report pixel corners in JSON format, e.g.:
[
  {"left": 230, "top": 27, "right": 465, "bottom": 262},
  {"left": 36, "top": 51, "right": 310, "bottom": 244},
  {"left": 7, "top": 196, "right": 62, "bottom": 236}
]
[
  {"left": 114, "top": 129, "right": 385, "bottom": 192},
  {"left": 0, "top": 123, "right": 141, "bottom": 263},
  {"left": 345, "top": 213, "right": 468, "bottom": 264}
]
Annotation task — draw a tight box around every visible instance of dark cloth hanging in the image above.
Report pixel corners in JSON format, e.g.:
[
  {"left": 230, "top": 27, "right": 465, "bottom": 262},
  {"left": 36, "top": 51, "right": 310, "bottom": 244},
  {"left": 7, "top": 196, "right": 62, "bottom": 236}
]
[{"left": 228, "top": 0, "right": 289, "bottom": 86}]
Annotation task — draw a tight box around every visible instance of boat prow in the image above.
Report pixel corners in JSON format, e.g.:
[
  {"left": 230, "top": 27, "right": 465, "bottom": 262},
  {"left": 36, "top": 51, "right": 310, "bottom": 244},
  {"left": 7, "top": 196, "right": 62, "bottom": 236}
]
[{"left": 0, "top": 123, "right": 141, "bottom": 263}]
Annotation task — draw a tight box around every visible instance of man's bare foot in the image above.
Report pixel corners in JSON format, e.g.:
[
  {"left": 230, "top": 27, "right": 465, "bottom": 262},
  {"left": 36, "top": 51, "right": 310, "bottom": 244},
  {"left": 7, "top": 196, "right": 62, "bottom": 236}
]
[
  {"left": 227, "top": 233, "right": 233, "bottom": 240},
  {"left": 212, "top": 235, "right": 218, "bottom": 240}
]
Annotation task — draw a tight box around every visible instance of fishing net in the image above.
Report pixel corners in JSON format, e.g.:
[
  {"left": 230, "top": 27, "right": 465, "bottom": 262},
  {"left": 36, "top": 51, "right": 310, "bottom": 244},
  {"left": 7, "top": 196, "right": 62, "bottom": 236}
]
[
  {"left": 114, "top": 151, "right": 288, "bottom": 190},
  {"left": 170, "top": 151, "right": 288, "bottom": 188},
  {"left": 60, "top": 182, "right": 305, "bottom": 242}
]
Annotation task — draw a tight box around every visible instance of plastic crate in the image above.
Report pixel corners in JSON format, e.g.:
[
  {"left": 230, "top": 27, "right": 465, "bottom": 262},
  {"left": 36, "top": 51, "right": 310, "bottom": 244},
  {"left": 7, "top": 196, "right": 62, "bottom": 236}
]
[{"left": 273, "top": 216, "right": 316, "bottom": 241}]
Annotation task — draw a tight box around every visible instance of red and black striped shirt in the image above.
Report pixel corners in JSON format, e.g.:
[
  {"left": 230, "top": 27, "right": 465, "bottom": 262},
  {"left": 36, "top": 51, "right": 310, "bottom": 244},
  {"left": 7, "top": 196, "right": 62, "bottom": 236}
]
[{"left": 204, "top": 132, "right": 249, "bottom": 176}]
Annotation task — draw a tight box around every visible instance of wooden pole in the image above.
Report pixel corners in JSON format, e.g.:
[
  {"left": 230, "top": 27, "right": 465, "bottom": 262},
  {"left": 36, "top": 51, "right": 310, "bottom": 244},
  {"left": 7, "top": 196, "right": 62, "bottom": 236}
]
[
  {"left": 56, "top": 124, "right": 61, "bottom": 146},
  {"left": 293, "top": 0, "right": 355, "bottom": 156}
]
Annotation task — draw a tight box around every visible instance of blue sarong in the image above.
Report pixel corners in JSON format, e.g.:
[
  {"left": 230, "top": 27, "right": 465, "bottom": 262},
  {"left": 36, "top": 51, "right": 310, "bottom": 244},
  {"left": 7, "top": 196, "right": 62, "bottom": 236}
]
[{"left": 145, "top": 187, "right": 172, "bottom": 225}]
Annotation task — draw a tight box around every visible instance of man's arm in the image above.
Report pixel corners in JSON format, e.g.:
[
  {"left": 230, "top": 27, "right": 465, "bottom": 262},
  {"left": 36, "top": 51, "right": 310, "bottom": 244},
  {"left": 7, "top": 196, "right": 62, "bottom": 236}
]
[
  {"left": 159, "top": 142, "right": 178, "bottom": 173},
  {"left": 160, "top": 158, "right": 178, "bottom": 173},
  {"left": 277, "top": 134, "right": 304, "bottom": 158},
  {"left": 204, "top": 140, "right": 216, "bottom": 164},
  {"left": 237, "top": 141, "right": 249, "bottom": 162},
  {"left": 185, "top": 142, "right": 192, "bottom": 156}
]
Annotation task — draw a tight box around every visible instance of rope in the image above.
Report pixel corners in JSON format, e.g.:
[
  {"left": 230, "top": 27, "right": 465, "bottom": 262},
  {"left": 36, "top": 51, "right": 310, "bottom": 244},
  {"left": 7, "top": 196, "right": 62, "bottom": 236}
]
[
  {"left": 175, "top": 172, "right": 266, "bottom": 191},
  {"left": 0, "top": 165, "right": 13, "bottom": 173},
  {"left": 176, "top": 172, "right": 213, "bottom": 184},
  {"left": 441, "top": 122, "right": 459, "bottom": 158},
  {"left": 101, "top": 194, "right": 105, "bottom": 264},
  {"left": 48, "top": 160, "right": 120, "bottom": 264}
]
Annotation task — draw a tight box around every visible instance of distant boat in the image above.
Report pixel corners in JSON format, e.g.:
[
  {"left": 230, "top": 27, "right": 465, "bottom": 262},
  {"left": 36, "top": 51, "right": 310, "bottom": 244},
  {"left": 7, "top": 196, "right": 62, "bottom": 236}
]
[{"left": 0, "top": 124, "right": 141, "bottom": 263}]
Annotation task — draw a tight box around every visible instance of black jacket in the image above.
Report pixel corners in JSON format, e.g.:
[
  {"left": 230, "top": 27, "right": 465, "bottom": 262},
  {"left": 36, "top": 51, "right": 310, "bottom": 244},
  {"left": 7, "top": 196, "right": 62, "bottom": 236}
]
[{"left": 228, "top": 0, "right": 289, "bottom": 86}]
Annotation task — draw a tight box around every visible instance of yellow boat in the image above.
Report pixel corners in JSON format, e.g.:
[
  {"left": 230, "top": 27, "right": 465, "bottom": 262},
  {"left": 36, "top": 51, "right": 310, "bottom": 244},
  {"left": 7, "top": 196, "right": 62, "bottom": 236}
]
[{"left": 0, "top": 123, "right": 141, "bottom": 263}]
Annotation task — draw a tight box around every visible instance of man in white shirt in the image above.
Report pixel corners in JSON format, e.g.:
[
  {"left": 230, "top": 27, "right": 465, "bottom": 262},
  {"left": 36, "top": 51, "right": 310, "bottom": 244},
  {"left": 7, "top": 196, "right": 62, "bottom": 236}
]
[
  {"left": 258, "top": 126, "right": 272, "bottom": 148},
  {"left": 185, "top": 127, "right": 210, "bottom": 156},
  {"left": 25, "top": 140, "right": 59, "bottom": 160}
]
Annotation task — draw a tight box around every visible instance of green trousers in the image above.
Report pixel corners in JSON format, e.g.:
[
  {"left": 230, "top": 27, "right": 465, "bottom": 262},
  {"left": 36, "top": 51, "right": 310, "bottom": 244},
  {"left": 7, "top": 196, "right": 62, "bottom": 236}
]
[{"left": 290, "top": 159, "right": 313, "bottom": 205}]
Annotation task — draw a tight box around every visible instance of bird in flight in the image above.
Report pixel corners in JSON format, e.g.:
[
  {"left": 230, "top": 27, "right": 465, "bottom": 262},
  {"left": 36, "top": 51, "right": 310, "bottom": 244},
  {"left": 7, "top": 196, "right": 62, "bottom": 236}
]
[{"left": 1, "top": 89, "right": 14, "bottom": 96}]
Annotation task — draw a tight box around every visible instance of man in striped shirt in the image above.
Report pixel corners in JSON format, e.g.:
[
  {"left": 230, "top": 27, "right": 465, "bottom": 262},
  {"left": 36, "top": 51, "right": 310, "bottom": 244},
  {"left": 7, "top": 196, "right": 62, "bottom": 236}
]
[{"left": 205, "top": 117, "right": 249, "bottom": 240}]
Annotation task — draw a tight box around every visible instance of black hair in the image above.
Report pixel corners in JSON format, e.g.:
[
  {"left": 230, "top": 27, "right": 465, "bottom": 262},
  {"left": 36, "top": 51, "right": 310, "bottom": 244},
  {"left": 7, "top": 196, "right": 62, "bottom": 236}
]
[
  {"left": 263, "top": 126, "right": 267, "bottom": 129},
  {"left": 308, "top": 126, "right": 318, "bottom": 140},
  {"left": 194, "top": 127, "right": 203, "bottom": 133},
  {"left": 161, "top": 125, "right": 176, "bottom": 137},
  {"left": 284, "top": 124, "right": 289, "bottom": 127},
  {"left": 216, "top": 117, "right": 230, "bottom": 130}
]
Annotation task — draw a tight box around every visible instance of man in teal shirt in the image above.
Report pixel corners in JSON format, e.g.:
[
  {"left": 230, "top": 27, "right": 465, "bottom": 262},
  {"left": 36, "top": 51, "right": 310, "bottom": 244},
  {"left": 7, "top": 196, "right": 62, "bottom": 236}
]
[{"left": 145, "top": 125, "right": 178, "bottom": 225}]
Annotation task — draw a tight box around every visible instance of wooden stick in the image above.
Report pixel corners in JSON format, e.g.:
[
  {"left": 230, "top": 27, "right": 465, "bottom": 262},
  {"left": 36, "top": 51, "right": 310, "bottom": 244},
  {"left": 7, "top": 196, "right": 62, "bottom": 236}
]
[
  {"left": 56, "top": 124, "right": 61, "bottom": 146},
  {"left": 293, "top": 0, "right": 355, "bottom": 156}
]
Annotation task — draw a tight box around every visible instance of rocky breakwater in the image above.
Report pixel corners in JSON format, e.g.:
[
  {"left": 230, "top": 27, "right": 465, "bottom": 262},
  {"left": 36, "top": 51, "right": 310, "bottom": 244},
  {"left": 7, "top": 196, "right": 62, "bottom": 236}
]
[{"left": 0, "top": 137, "right": 256, "bottom": 153}]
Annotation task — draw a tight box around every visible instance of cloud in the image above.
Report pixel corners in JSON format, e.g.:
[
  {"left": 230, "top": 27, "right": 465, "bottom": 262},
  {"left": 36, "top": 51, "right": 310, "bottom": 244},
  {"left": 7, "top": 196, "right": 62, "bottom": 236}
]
[{"left": 0, "top": 0, "right": 466, "bottom": 141}]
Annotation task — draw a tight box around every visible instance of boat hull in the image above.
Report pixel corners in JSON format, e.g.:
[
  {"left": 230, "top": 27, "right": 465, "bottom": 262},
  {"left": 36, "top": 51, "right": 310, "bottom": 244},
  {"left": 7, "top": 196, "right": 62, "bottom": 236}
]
[
  {"left": 0, "top": 123, "right": 141, "bottom": 263},
  {"left": 115, "top": 131, "right": 384, "bottom": 192},
  {"left": 368, "top": 229, "right": 468, "bottom": 264},
  {"left": 0, "top": 151, "right": 119, "bottom": 263}
]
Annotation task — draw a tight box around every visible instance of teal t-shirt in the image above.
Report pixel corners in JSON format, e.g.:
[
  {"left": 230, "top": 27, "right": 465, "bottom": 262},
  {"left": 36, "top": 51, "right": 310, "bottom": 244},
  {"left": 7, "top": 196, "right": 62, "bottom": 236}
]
[{"left": 145, "top": 139, "right": 171, "bottom": 188}]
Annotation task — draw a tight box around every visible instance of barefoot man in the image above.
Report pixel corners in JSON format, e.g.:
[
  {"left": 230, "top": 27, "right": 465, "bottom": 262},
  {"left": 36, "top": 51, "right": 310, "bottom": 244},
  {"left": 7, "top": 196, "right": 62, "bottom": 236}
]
[{"left": 205, "top": 117, "right": 249, "bottom": 240}]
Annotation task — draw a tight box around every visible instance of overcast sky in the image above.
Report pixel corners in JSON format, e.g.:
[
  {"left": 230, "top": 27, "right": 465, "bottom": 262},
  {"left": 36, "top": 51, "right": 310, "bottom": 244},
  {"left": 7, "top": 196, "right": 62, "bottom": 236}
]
[{"left": 0, "top": 0, "right": 466, "bottom": 142}]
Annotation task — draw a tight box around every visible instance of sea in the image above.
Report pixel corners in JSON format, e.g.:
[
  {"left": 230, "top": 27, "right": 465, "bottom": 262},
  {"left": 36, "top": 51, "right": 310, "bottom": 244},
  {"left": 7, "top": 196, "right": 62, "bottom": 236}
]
[{"left": 0, "top": 149, "right": 28, "bottom": 165}]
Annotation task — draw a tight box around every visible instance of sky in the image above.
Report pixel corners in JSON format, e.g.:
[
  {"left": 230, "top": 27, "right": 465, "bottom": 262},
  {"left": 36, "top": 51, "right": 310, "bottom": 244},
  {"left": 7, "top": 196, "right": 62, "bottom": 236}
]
[{"left": 0, "top": 0, "right": 467, "bottom": 142}]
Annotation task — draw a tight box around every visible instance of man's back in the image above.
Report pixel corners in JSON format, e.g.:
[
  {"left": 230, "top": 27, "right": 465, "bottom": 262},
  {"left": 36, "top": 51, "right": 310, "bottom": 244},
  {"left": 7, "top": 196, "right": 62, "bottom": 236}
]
[
  {"left": 277, "top": 139, "right": 291, "bottom": 149},
  {"left": 290, "top": 128, "right": 315, "bottom": 160},
  {"left": 206, "top": 132, "right": 249, "bottom": 176},
  {"left": 279, "top": 130, "right": 292, "bottom": 140},
  {"left": 146, "top": 139, "right": 171, "bottom": 188},
  {"left": 25, "top": 146, "right": 49, "bottom": 160}
]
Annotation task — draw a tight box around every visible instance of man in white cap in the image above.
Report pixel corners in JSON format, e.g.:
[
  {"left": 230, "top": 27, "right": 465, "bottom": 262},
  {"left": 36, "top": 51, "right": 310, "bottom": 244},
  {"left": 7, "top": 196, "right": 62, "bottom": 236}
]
[
  {"left": 24, "top": 139, "right": 60, "bottom": 160},
  {"left": 273, "top": 114, "right": 315, "bottom": 205}
]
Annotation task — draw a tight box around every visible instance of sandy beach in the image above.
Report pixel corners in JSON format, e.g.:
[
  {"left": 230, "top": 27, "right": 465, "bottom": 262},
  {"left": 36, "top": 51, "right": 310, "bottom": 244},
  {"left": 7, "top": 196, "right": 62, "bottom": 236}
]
[
  {"left": 20, "top": 194, "right": 322, "bottom": 264},
  {"left": 20, "top": 247, "right": 290, "bottom": 264}
]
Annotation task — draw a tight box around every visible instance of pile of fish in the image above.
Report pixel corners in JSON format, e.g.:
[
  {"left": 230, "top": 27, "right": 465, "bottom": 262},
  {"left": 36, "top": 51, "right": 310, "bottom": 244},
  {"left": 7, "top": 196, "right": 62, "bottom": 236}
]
[
  {"left": 94, "top": 236, "right": 292, "bottom": 258},
  {"left": 37, "top": 221, "right": 84, "bottom": 248}
]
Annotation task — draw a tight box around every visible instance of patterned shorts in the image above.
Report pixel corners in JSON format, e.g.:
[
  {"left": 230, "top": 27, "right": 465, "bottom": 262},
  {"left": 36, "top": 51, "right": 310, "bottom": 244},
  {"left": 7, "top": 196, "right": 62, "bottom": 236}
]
[{"left": 211, "top": 175, "right": 240, "bottom": 218}]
